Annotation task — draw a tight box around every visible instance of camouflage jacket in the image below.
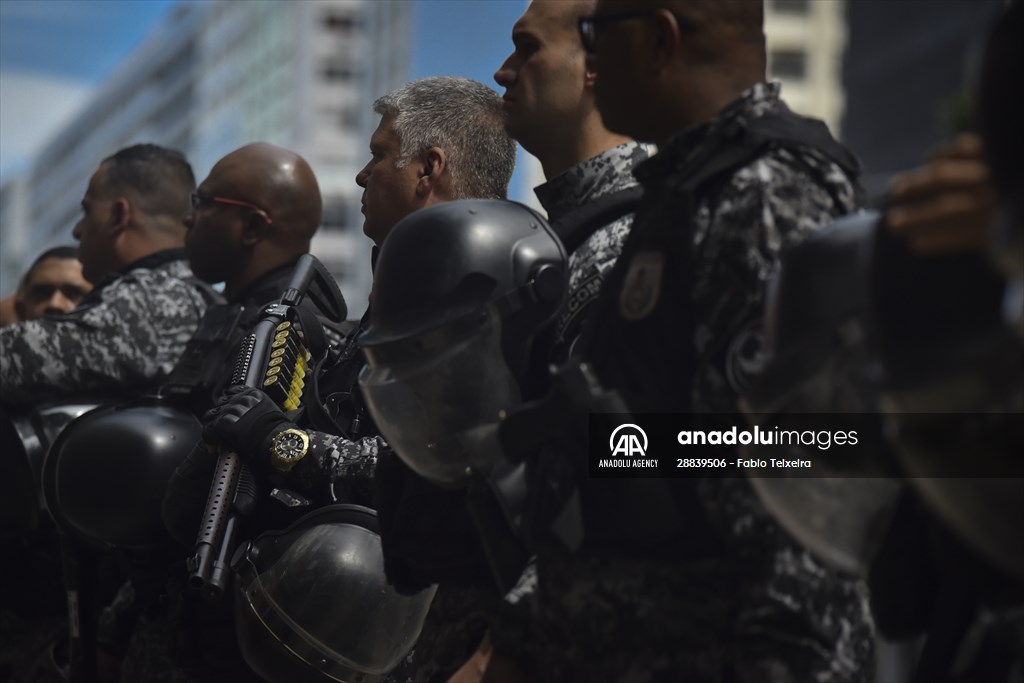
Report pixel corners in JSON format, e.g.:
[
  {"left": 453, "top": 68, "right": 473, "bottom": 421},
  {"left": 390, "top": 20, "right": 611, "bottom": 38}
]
[
  {"left": 536, "top": 141, "right": 647, "bottom": 355},
  {"left": 491, "top": 83, "right": 876, "bottom": 683},
  {"left": 0, "top": 249, "right": 211, "bottom": 405}
]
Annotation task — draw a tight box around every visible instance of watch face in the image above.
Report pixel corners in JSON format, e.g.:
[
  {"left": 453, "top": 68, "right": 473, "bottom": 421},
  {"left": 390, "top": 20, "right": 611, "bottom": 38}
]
[
  {"left": 274, "top": 429, "right": 309, "bottom": 466},
  {"left": 278, "top": 433, "right": 304, "bottom": 460}
]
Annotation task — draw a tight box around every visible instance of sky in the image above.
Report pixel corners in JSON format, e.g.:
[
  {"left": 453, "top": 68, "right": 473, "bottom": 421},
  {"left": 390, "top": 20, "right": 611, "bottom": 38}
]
[{"left": 0, "top": 0, "right": 534, "bottom": 197}]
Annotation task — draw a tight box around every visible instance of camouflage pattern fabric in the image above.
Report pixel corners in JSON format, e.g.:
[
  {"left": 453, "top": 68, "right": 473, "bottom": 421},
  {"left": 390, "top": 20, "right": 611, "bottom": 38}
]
[
  {"left": 280, "top": 316, "right": 385, "bottom": 508},
  {"left": 489, "top": 82, "right": 876, "bottom": 682},
  {"left": 495, "top": 479, "right": 875, "bottom": 683},
  {"left": 535, "top": 141, "right": 648, "bottom": 351},
  {"left": 288, "top": 429, "right": 385, "bottom": 505},
  {"left": 0, "top": 250, "right": 210, "bottom": 404}
]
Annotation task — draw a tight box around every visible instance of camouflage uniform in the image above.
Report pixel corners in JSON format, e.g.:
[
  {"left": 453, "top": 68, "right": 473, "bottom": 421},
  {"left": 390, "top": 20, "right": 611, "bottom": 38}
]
[
  {"left": 491, "top": 82, "right": 876, "bottom": 682},
  {"left": 0, "top": 249, "right": 210, "bottom": 405},
  {"left": 0, "top": 249, "right": 211, "bottom": 682},
  {"left": 540, "top": 141, "right": 648, "bottom": 351}
]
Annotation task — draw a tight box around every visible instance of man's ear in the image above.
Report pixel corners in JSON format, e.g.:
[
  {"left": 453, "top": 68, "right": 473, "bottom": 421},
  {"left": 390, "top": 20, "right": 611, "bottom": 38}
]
[
  {"left": 241, "top": 212, "right": 270, "bottom": 246},
  {"left": 649, "top": 8, "right": 683, "bottom": 72},
  {"left": 417, "top": 147, "right": 448, "bottom": 197},
  {"left": 109, "top": 198, "right": 131, "bottom": 239}
]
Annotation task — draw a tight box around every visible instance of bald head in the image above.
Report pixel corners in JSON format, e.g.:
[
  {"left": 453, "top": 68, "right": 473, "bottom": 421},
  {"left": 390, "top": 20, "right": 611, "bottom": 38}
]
[
  {"left": 185, "top": 143, "right": 323, "bottom": 300},
  {"left": 210, "top": 142, "right": 322, "bottom": 244}
]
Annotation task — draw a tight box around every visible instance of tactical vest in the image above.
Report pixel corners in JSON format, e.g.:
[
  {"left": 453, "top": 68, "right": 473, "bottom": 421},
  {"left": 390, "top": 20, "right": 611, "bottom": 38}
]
[
  {"left": 582, "top": 108, "right": 861, "bottom": 410},
  {"left": 529, "top": 107, "right": 863, "bottom": 556}
]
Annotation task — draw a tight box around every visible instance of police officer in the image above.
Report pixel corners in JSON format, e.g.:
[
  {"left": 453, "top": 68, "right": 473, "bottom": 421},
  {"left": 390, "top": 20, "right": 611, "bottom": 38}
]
[
  {"left": 414, "top": 0, "right": 653, "bottom": 675},
  {"left": 161, "top": 142, "right": 343, "bottom": 412},
  {"left": 467, "top": 1, "right": 874, "bottom": 680},
  {"left": 378, "top": 2, "right": 651, "bottom": 676},
  {"left": 0, "top": 144, "right": 212, "bottom": 682},
  {"left": 0, "top": 246, "right": 92, "bottom": 326},
  {"left": 0, "top": 144, "right": 212, "bottom": 405},
  {"left": 198, "top": 76, "right": 517, "bottom": 683},
  {"left": 116, "top": 142, "right": 336, "bottom": 683}
]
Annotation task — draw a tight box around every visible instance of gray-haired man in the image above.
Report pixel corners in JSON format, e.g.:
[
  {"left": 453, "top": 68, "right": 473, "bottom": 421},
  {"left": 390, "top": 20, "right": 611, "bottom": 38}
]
[{"left": 358, "top": 76, "right": 516, "bottom": 247}]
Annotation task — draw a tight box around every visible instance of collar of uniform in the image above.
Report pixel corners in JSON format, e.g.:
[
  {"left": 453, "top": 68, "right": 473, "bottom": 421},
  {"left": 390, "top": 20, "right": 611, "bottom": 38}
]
[
  {"left": 231, "top": 259, "right": 301, "bottom": 307},
  {"left": 634, "top": 81, "right": 783, "bottom": 188},
  {"left": 89, "top": 247, "right": 188, "bottom": 291},
  {"left": 534, "top": 141, "right": 648, "bottom": 222},
  {"left": 119, "top": 247, "right": 188, "bottom": 275}
]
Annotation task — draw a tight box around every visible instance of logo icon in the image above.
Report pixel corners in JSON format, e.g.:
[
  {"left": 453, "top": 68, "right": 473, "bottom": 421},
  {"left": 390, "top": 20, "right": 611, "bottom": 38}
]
[{"left": 609, "top": 423, "right": 648, "bottom": 457}]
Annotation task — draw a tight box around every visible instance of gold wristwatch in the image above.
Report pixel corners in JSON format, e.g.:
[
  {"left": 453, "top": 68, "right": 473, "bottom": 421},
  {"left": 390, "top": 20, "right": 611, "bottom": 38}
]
[{"left": 270, "top": 428, "right": 309, "bottom": 473}]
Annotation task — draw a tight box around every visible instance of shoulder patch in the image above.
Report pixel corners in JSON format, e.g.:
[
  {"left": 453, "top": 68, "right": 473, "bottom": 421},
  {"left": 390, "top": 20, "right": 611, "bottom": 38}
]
[{"left": 619, "top": 251, "right": 664, "bottom": 321}]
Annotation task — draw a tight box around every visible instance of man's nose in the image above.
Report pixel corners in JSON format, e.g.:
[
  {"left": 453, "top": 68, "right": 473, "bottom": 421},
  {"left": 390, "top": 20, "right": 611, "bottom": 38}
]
[
  {"left": 494, "top": 55, "right": 517, "bottom": 87},
  {"left": 46, "top": 290, "right": 75, "bottom": 315}
]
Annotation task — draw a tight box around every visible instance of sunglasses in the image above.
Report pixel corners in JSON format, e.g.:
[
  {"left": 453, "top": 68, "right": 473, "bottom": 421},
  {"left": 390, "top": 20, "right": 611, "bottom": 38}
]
[{"left": 190, "top": 191, "right": 273, "bottom": 224}]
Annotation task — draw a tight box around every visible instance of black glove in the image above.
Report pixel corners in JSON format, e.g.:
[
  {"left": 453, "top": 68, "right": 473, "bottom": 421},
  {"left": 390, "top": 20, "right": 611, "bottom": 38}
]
[{"left": 201, "top": 385, "right": 293, "bottom": 462}]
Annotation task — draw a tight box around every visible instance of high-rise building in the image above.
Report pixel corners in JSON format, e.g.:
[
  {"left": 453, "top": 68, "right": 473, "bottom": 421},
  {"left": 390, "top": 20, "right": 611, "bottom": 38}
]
[
  {"left": 765, "top": 0, "right": 847, "bottom": 134},
  {"left": 2, "top": 0, "right": 410, "bottom": 313},
  {"left": 0, "top": 177, "right": 31, "bottom": 292}
]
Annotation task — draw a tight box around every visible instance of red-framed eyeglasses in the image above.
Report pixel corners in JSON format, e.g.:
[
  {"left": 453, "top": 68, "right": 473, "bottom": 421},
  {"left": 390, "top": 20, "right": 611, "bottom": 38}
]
[{"left": 190, "top": 191, "right": 273, "bottom": 224}]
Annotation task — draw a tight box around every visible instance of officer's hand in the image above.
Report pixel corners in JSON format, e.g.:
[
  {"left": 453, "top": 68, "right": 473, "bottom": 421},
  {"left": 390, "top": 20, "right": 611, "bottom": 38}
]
[
  {"left": 201, "top": 385, "right": 292, "bottom": 461},
  {"left": 886, "top": 133, "right": 996, "bottom": 253}
]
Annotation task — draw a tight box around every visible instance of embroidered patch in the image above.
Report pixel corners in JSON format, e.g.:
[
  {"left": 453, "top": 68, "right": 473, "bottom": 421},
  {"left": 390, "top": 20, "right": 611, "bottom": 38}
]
[{"left": 619, "top": 251, "right": 664, "bottom": 321}]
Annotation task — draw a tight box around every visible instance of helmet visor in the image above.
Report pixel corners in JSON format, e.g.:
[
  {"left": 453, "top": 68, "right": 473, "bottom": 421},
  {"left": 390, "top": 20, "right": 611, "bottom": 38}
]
[{"left": 359, "top": 309, "right": 520, "bottom": 488}]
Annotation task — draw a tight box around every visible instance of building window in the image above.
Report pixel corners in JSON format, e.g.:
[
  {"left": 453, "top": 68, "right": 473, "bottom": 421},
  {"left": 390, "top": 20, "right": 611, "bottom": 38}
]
[
  {"left": 323, "top": 12, "right": 358, "bottom": 31},
  {"left": 322, "top": 197, "right": 348, "bottom": 229},
  {"left": 321, "top": 61, "right": 354, "bottom": 81},
  {"left": 770, "top": 0, "right": 810, "bottom": 14},
  {"left": 770, "top": 49, "right": 807, "bottom": 80}
]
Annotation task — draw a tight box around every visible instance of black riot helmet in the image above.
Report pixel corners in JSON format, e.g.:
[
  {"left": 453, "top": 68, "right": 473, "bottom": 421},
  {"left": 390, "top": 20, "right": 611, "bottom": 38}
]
[
  {"left": 1, "top": 400, "right": 101, "bottom": 538},
  {"left": 42, "top": 399, "right": 200, "bottom": 550},
  {"left": 749, "top": 208, "right": 1024, "bottom": 582},
  {"left": 232, "top": 504, "right": 436, "bottom": 683},
  {"left": 743, "top": 211, "right": 903, "bottom": 576},
  {"left": 359, "top": 199, "right": 567, "bottom": 488}
]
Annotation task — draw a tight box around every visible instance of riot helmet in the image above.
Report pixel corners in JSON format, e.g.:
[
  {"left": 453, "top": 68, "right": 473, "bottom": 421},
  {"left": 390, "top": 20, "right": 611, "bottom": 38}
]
[
  {"left": 743, "top": 211, "right": 903, "bottom": 576},
  {"left": 0, "top": 400, "right": 100, "bottom": 538},
  {"left": 358, "top": 199, "right": 567, "bottom": 488},
  {"left": 42, "top": 399, "right": 200, "bottom": 550},
  {"left": 872, "top": 224, "right": 1024, "bottom": 581},
  {"left": 232, "top": 504, "right": 436, "bottom": 683}
]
